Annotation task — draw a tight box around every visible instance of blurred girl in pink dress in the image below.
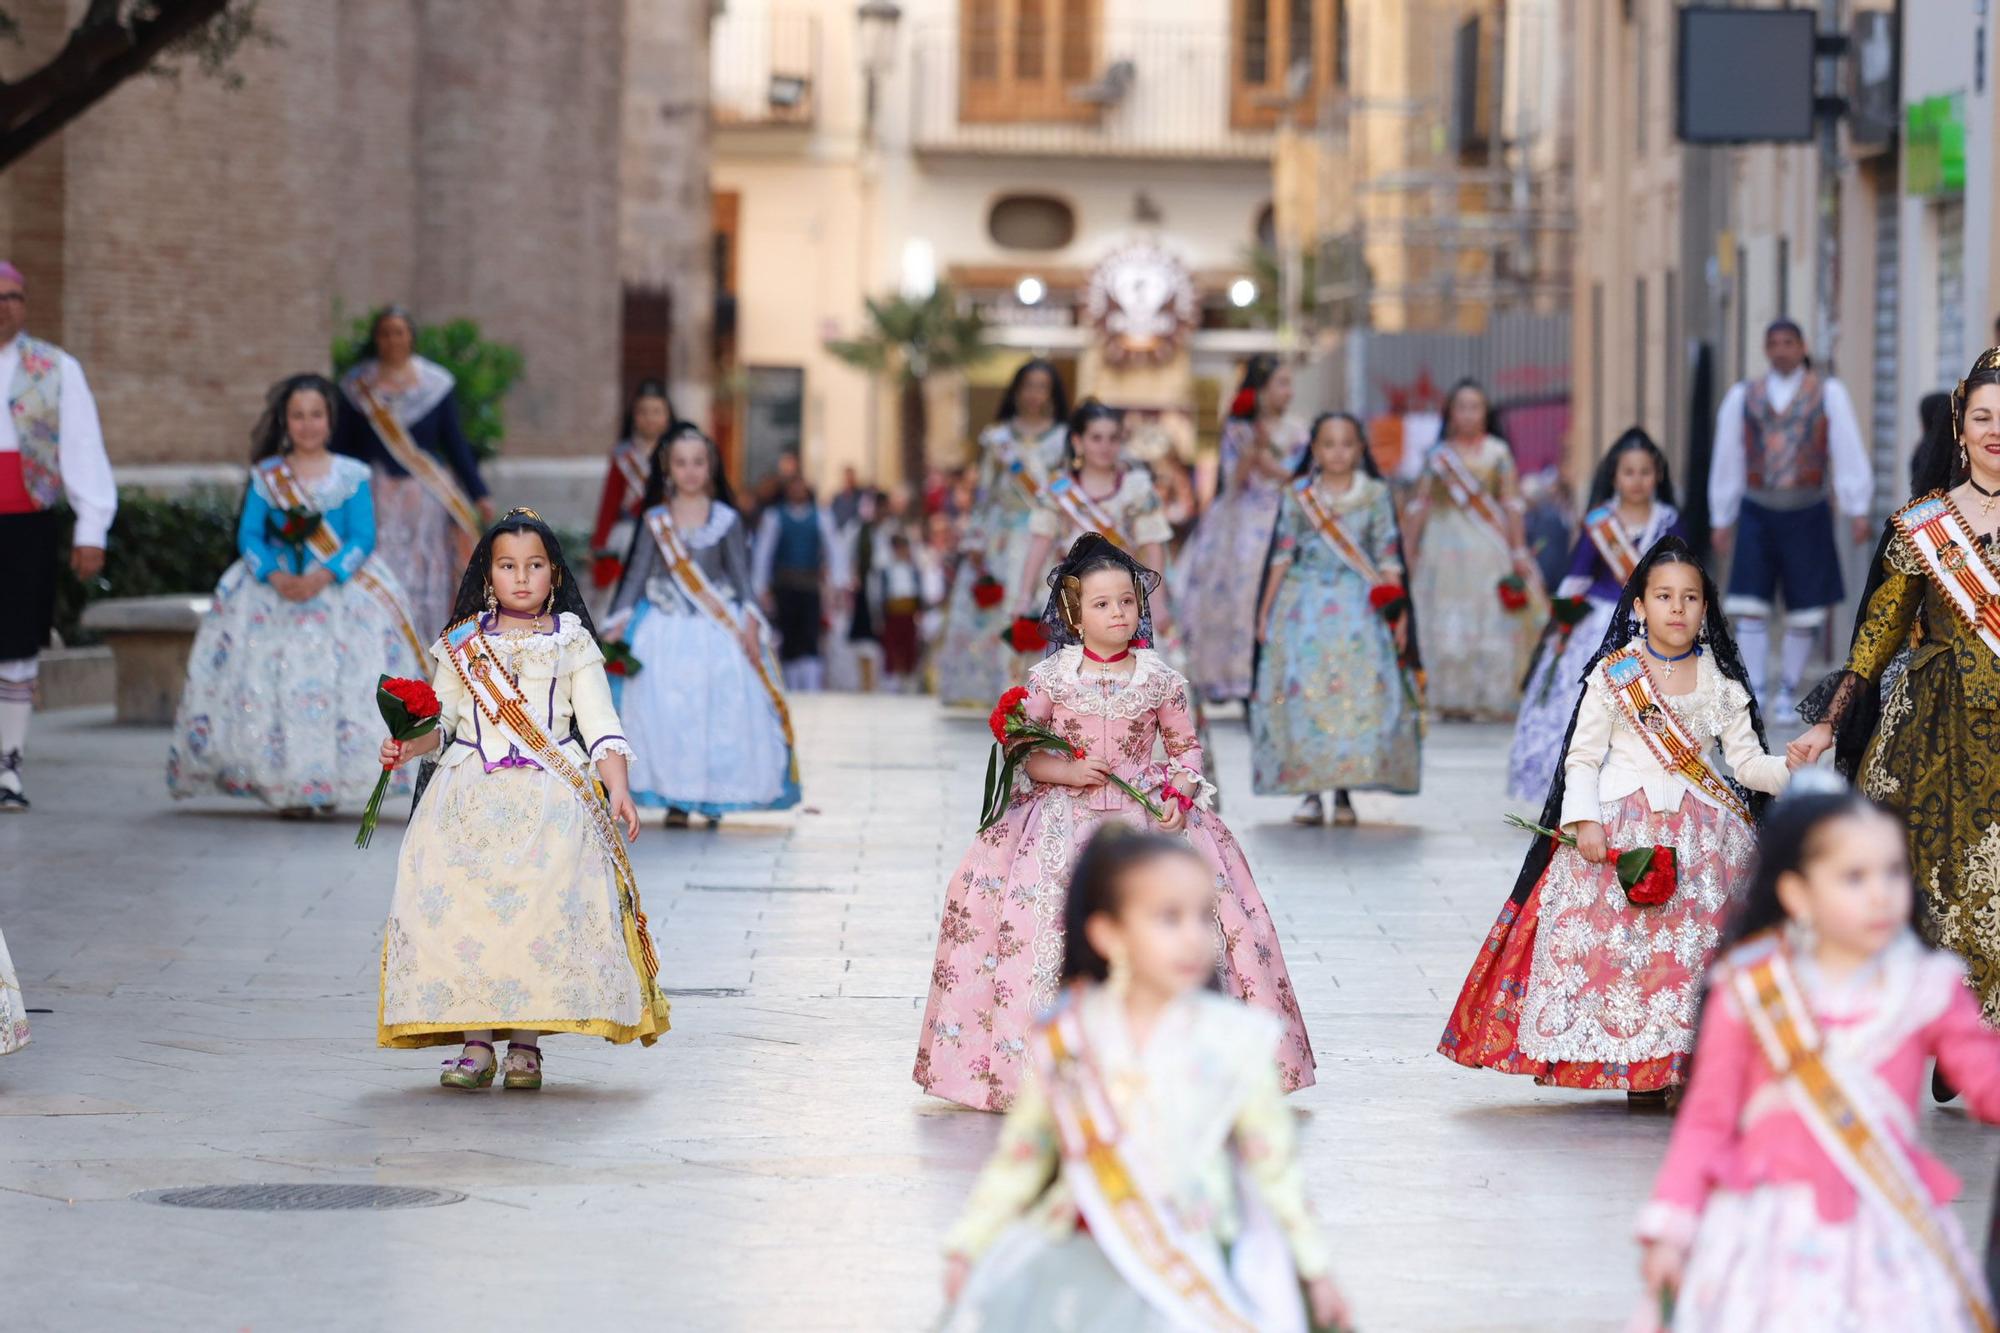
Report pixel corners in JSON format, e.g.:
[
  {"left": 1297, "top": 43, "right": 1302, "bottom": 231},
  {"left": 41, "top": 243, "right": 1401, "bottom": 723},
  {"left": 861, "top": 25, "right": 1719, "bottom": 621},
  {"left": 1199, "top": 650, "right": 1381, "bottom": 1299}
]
[
  {"left": 1635, "top": 781, "right": 2000, "bottom": 1331},
  {"left": 914, "top": 535, "right": 1315, "bottom": 1111}
]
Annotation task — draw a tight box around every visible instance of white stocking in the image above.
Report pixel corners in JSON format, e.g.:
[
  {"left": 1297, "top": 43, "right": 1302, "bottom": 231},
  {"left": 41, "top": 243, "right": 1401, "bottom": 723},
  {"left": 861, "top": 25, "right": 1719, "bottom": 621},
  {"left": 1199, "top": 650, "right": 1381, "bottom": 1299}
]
[
  {"left": 1732, "top": 616, "right": 1770, "bottom": 703},
  {"left": 1779, "top": 625, "right": 1819, "bottom": 696}
]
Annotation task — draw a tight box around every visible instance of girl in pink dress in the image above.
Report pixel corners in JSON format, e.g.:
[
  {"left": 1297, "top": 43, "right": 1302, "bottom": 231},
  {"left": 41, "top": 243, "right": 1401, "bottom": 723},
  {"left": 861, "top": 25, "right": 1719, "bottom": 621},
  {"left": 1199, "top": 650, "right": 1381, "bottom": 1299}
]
[
  {"left": 915, "top": 535, "right": 1315, "bottom": 1111},
  {"left": 1635, "top": 781, "right": 2000, "bottom": 1332}
]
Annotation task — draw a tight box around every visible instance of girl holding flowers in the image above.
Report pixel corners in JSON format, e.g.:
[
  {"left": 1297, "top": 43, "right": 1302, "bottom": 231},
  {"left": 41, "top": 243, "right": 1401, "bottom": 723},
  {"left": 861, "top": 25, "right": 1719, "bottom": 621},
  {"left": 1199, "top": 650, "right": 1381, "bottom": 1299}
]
[
  {"left": 604, "top": 422, "right": 798, "bottom": 826},
  {"left": 915, "top": 534, "right": 1314, "bottom": 1112},
  {"left": 1251, "top": 411, "right": 1422, "bottom": 826},
  {"left": 1507, "top": 427, "right": 1684, "bottom": 802},
  {"left": 375, "top": 508, "right": 670, "bottom": 1091},
  {"left": 942, "top": 828, "right": 1349, "bottom": 1333},
  {"left": 169, "top": 373, "right": 426, "bottom": 815},
  {"left": 1438, "top": 537, "right": 1792, "bottom": 1099}
]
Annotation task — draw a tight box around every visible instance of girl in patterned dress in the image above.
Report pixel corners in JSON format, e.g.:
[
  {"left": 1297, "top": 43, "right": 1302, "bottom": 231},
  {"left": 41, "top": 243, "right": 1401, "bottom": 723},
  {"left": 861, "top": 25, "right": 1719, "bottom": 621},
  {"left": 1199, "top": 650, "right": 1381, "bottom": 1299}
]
[
  {"left": 1439, "top": 538, "right": 1791, "bottom": 1098},
  {"left": 1251, "top": 411, "right": 1422, "bottom": 826},
  {"left": 916, "top": 536, "right": 1314, "bottom": 1112},
  {"left": 376, "top": 510, "right": 670, "bottom": 1091}
]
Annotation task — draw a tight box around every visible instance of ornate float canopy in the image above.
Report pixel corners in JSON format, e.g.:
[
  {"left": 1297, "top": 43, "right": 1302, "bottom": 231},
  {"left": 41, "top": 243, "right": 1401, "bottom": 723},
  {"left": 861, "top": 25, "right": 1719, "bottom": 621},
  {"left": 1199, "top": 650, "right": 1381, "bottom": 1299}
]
[{"left": 1084, "top": 241, "right": 1198, "bottom": 369}]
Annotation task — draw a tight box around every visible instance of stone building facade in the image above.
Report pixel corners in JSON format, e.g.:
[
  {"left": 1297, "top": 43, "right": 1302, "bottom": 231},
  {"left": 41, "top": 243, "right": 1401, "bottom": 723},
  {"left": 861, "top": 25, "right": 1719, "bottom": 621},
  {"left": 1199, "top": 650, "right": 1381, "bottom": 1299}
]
[{"left": 0, "top": 0, "right": 707, "bottom": 493}]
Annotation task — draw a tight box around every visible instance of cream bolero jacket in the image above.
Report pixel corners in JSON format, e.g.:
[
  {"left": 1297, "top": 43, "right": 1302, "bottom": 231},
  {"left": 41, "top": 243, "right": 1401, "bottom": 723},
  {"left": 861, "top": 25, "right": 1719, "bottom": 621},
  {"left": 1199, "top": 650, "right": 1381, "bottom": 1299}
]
[
  {"left": 1557, "top": 654, "right": 1788, "bottom": 830},
  {"left": 427, "top": 613, "right": 635, "bottom": 774}
]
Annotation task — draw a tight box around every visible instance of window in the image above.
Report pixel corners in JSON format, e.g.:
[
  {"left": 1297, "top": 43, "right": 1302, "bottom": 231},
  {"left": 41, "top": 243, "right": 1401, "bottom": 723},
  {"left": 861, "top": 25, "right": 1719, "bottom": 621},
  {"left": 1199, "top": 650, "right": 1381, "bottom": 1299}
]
[
  {"left": 988, "top": 195, "right": 1077, "bottom": 250},
  {"left": 961, "top": 0, "right": 1098, "bottom": 123},
  {"left": 1232, "top": 0, "right": 1344, "bottom": 130}
]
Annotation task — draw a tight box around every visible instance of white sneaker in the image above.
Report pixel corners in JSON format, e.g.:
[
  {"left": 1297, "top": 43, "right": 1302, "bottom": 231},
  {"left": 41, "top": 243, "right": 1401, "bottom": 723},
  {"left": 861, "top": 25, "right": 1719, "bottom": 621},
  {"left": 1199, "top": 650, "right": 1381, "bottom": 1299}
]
[{"left": 1291, "top": 794, "right": 1325, "bottom": 826}]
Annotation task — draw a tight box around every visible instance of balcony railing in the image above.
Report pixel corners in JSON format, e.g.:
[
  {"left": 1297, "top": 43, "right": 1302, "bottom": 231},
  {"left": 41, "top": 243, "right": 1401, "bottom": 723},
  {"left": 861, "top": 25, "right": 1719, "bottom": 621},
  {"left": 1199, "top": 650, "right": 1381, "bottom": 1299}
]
[
  {"left": 712, "top": 9, "right": 819, "bottom": 129},
  {"left": 910, "top": 24, "right": 1278, "bottom": 161}
]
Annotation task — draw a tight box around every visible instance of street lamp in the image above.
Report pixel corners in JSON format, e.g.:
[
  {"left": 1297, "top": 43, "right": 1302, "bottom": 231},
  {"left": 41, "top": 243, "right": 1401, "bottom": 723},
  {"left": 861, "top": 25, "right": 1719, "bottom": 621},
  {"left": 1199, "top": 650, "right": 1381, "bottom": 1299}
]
[
  {"left": 1015, "top": 276, "right": 1046, "bottom": 307},
  {"left": 1229, "top": 278, "right": 1259, "bottom": 308},
  {"left": 857, "top": 0, "right": 903, "bottom": 139}
]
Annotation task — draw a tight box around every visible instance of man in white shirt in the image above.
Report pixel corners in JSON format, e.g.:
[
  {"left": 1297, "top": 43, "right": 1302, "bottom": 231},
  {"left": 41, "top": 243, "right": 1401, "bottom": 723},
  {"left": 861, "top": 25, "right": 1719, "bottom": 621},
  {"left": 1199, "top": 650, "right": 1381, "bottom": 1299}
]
[
  {"left": 1708, "top": 319, "right": 1873, "bottom": 717},
  {"left": 0, "top": 262, "right": 114, "bottom": 811}
]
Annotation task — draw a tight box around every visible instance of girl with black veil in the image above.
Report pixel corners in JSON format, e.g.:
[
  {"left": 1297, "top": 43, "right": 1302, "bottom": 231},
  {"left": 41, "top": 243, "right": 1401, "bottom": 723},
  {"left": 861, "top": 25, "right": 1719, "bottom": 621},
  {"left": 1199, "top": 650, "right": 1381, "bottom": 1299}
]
[
  {"left": 375, "top": 509, "right": 670, "bottom": 1092},
  {"left": 1249, "top": 412, "right": 1423, "bottom": 826},
  {"left": 915, "top": 535, "right": 1315, "bottom": 1111},
  {"left": 1793, "top": 346, "right": 2000, "bottom": 1031},
  {"left": 1505, "top": 427, "right": 1686, "bottom": 802},
  {"left": 1438, "top": 537, "right": 1792, "bottom": 1098}
]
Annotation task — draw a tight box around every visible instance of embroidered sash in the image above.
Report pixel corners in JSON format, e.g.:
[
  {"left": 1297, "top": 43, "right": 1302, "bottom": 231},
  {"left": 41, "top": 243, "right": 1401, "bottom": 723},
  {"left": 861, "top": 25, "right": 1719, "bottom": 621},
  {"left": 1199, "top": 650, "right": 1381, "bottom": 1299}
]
[
  {"left": 642, "top": 507, "right": 798, "bottom": 764},
  {"left": 1293, "top": 476, "right": 1385, "bottom": 586},
  {"left": 612, "top": 441, "right": 649, "bottom": 511},
  {"left": 1598, "top": 648, "right": 1751, "bottom": 824},
  {"left": 256, "top": 459, "right": 427, "bottom": 663},
  {"left": 1582, "top": 505, "right": 1645, "bottom": 586},
  {"left": 10, "top": 335, "right": 64, "bottom": 509},
  {"left": 349, "top": 374, "right": 482, "bottom": 539},
  {"left": 1044, "top": 474, "right": 1134, "bottom": 551},
  {"left": 1733, "top": 944, "right": 1997, "bottom": 1333},
  {"left": 1894, "top": 495, "right": 2000, "bottom": 665},
  {"left": 441, "top": 618, "right": 664, "bottom": 990},
  {"left": 1426, "top": 443, "right": 1514, "bottom": 559},
  {"left": 1031, "top": 997, "right": 1264, "bottom": 1333}
]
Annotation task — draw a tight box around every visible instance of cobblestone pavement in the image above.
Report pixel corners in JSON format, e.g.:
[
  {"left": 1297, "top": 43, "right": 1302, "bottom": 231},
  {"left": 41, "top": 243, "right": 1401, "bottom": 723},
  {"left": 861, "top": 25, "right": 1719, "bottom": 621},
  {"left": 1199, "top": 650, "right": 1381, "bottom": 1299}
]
[{"left": 3, "top": 699, "right": 1996, "bottom": 1331}]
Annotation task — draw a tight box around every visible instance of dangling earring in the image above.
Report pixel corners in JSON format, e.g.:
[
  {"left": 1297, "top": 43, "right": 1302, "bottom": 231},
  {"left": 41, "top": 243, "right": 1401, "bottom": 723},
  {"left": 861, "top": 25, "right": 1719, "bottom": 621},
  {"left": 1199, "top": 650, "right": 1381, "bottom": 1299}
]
[
  {"left": 484, "top": 583, "right": 497, "bottom": 615},
  {"left": 1784, "top": 915, "right": 1817, "bottom": 958},
  {"left": 542, "top": 588, "right": 555, "bottom": 616}
]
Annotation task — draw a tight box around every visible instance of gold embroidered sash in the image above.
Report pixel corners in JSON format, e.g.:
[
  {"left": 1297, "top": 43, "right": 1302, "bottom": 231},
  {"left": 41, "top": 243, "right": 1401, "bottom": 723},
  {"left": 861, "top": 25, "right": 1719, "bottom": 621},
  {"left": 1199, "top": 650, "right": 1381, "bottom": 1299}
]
[
  {"left": 442, "top": 618, "right": 666, "bottom": 996},
  {"left": 1044, "top": 474, "right": 1134, "bottom": 551},
  {"left": 258, "top": 458, "right": 427, "bottom": 662},
  {"left": 350, "top": 375, "right": 482, "bottom": 539},
  {"left": 1894, "top": 494, "right": 2000, "bottom": 665},
  {"left": 1598, "top": 647, "right": 1751, "bottom": 824},
  {"left": 1733, "top": 944, "right": 1997, "bottom": 1333},
  {"left": 1427, "top": 443, "right": 1514, "bottom": 559},
  {"left": 642, "top": 507, "right": 797, "bottom": 760},
  {"left": 1582, "top": 504, "right": 1643, "bottom": 586},
  {"left": 1292, "top": 476, "right": 1385, "bottom": 586},
  {"left": 1031, "top": 996, "right": 1264, "bottom": 1333}
]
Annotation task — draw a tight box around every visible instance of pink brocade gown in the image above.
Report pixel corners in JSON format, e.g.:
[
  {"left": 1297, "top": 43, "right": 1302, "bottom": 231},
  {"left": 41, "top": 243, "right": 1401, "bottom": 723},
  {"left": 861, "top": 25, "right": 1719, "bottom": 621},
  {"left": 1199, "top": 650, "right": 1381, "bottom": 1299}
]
[{"left": 914, "top": 646, "right": 1316, "bottom": 1111}]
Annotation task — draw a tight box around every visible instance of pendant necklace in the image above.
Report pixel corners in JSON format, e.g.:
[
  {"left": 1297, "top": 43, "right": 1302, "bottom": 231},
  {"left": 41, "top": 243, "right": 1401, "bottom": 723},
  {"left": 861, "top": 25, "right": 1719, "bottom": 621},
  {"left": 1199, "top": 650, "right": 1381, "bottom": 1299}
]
[
  {"left": 1642, "top": 637, "right": 1700, "bottom": 679},
  {"left": 1971, "top": 477, "right": 2000, "bottom": 520}
]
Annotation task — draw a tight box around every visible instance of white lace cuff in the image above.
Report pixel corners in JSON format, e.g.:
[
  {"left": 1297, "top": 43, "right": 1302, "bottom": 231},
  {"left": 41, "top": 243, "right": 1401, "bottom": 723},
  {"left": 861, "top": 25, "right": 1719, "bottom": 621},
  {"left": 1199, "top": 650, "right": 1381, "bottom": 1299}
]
[
  {"left": 1633, "top": 1201, "right": 1700, "bottom": 1249},
  {"left": 589, "top": 736, "right": 636, "bottom": 764}
]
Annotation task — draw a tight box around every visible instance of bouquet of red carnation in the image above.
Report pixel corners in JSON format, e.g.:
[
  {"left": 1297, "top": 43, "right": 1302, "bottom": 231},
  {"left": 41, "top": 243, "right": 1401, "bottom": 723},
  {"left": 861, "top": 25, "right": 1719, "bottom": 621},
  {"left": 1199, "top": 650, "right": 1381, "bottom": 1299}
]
[
  {"left": 1368, "top": 582, "right": 1409, "bottom": 621},
  {"left": 266, "top": 504, "right": 322, "bottom": 573},
  {"left": 600, "top": 640, "right": 643, "bottom": 678},
  {"left": 980, "top": 687, "right": 1163, "bottom": 830},
  {"left": 355, "top": 675, "right": 444, "bottom": 849},
  {"left": 970, "top": 574, "right": 1006, "bottom": 609},
  {"left": 999, "top": 616, "right": 1049, "bottom": 654},
  {"left": 1505, "top": 814, "right": 1677, "bottom": 906},
  {"left": 1533, "top": 596, "right": 1598, "bottom": 704},
  {"left": 1497, "top": 573, "right": 1531, "bottom": 613}
]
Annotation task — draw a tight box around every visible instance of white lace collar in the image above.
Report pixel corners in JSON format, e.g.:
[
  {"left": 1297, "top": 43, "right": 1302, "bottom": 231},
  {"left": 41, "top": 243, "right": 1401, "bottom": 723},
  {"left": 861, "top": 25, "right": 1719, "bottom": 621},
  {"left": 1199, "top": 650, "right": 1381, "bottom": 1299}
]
[
  {"left": 341, "top": 355, "right": 455, "bottom": 427},
  {"left": 649, "top": 500, "right": 737, "bottom": 549},
  {"left": 1045, "top": 644, "right": 1168, "bottom": 693},
  {"left": 253, "top": 454, "right": 369, "bottom": 511}
]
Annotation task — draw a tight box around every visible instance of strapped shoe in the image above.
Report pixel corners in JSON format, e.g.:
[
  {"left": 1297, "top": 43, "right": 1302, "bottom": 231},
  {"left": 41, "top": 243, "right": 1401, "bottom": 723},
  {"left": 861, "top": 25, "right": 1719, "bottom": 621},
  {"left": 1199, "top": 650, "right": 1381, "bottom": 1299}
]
[
  {"left": 502, "top": 1042, "right": 543, "bottom": 1091},
  {"left": 439, "top": 1039, "right": 496, "bottom": 1090},
  {"left": 0, "top": 749, "right": 26, "bottom": 812}
]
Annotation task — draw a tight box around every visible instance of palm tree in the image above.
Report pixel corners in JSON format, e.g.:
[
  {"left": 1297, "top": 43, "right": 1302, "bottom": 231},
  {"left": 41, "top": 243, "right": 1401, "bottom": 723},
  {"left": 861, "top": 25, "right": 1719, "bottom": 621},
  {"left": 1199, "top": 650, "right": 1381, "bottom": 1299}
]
[{"left": 825, "top": 286, "right": 989, "bottom": 485}]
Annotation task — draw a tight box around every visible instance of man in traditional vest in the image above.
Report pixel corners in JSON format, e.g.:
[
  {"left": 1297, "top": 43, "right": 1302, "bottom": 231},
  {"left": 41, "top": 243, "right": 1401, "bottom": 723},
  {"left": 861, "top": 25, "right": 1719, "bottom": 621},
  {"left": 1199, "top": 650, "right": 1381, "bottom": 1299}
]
[
  {"left": 1709, "top": 318, "right": 1873, "bottom": 716},
  {"left": 0, "top": 262, "right": 114, "bottom": 811}
]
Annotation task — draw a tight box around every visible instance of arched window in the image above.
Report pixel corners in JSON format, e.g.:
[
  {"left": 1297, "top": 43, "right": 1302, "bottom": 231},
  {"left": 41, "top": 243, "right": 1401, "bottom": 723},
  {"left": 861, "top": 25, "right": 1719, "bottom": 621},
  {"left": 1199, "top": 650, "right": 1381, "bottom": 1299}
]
[{"left": 988, "top": 195, "right": 1077, "bottom": 251}]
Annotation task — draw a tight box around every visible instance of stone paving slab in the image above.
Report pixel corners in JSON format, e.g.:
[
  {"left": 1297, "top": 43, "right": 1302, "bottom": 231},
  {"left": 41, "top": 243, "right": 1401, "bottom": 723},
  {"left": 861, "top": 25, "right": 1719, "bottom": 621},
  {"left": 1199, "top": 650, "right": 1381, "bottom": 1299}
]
[{"left": 2, "top": 700, "right": 1996, "bottom": 1331}]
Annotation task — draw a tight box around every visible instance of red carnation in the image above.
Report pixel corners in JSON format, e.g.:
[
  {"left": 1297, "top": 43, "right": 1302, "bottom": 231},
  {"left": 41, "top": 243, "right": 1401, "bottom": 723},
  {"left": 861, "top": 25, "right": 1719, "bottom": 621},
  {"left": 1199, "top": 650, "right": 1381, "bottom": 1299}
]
[
  {"left": 1368, "top": 583, "right": 1408, "bottom": 619},
  {"left": 380, "top": 677, "right": 441, "bottom": 718},
  {"left": 355, "top": 675, "right": 446, "bottom": 850},
  {"left": 989, "top": 685, "right": 1030, "bottom": 743},
  {"left": 971, "top": 575, "right": 1006, "bottom": 609},
  {"left": 1497, "top": 573, "right": 1530, "bottom": 613},
  {"left": 591, "top": 553, "right": 623, "bottom": 589},
  {"left": 1621, "top": 846, "right": 1678, "bottom": 907},
  {"left": 1000, "top": 616, "right": 1049, "bottom": 654},
  {"left": 1229, "top": 387, "right": 1258, "bottom": 418}
]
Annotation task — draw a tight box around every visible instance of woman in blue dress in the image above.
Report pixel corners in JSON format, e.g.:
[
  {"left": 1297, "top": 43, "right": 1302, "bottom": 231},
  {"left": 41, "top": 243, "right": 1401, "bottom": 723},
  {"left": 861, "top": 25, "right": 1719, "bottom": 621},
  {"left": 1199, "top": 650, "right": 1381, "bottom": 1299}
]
[
  {"left": 334, "top": 306, "right": 493, "bottom": 639},
  {"left": 1505, "top": 428, "right": 1683, "bottom": 801},
  {"left": 605, "top": 423, "right": 799, "bottom": 827},
  {"left": 1251, "top": 412, "right": 1422, "bottom": 825},
  {"left": 170, "top": 373, "right": 426, "bottom": 814}
]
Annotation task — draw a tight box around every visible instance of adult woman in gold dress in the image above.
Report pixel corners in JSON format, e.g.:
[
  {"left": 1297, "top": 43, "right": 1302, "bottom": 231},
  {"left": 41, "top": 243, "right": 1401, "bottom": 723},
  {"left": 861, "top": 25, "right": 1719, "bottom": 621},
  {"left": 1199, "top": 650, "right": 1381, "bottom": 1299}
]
[{"left": 1793, "top": 349, "right": 2000, "bottom": 1042}]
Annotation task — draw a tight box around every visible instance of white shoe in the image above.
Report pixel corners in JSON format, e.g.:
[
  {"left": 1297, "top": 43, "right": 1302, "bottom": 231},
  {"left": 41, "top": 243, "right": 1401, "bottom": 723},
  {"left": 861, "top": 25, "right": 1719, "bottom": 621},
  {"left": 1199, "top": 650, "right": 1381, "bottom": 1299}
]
[
  {"left": 1291, "top": 794, "right": 1325, "bottom": 826},
  {"left": 1771, "top": 687, "right": 1797, "bottom": 722}
]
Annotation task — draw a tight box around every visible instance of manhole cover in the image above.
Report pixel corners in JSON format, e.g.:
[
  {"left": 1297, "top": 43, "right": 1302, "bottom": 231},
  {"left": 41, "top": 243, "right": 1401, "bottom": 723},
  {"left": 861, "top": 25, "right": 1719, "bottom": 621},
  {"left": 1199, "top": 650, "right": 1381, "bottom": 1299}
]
[{"left": 136, "top": 1184, "right": 465, "bottom": 1212}]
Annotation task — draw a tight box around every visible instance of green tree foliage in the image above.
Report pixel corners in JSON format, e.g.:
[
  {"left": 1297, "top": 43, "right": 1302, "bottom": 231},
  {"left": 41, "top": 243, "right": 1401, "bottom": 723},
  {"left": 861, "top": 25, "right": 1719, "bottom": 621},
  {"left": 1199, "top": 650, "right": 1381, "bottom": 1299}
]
[
  {"left": 51, "top": 488, "right": 240, "bottom": 643},
  {"left": 825, "top": 286, "right": 988, "bottom": 483}
]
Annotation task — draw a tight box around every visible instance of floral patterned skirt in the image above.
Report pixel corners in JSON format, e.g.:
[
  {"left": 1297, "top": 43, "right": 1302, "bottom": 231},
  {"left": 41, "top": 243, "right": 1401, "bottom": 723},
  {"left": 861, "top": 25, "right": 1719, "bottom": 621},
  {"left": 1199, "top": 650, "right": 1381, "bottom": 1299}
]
[
  {"left": 1411, "top": 509, "right": 1542, "bottom": 719},
  {"left": 936, "top": 504, "right": 1037, "bottom": 709},
  {"left": 371, "top": 470, "right": 470, "bottom": 645},
  {"left": 168, "top": 560, "right": 422, "bottom": 810},
  {"left": 1629, "top": 1185, "right": 1986, "bottom": 1333},
  {"left": 914, "top": 787, "right": 1315, "bottom": 1111},
  {"left": 1437, "top": 791, "right": 1754, "bottom": 1091},
  {"left": 378, "top": 762, "right": 670, "bottom": 1049},
  {"left": 1173, "top": 484, "right": 1284, "bottom": 703},
  {"left": 0, "top": 924, "right": 27, "bottom": 1056}
]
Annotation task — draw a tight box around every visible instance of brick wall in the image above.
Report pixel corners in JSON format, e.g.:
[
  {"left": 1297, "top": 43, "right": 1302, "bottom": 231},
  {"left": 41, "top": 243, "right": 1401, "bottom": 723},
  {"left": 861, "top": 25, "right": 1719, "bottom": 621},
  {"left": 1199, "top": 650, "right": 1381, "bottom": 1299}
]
[{"left": 0, "top": 0, "right": 657, "bottom": 469}]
